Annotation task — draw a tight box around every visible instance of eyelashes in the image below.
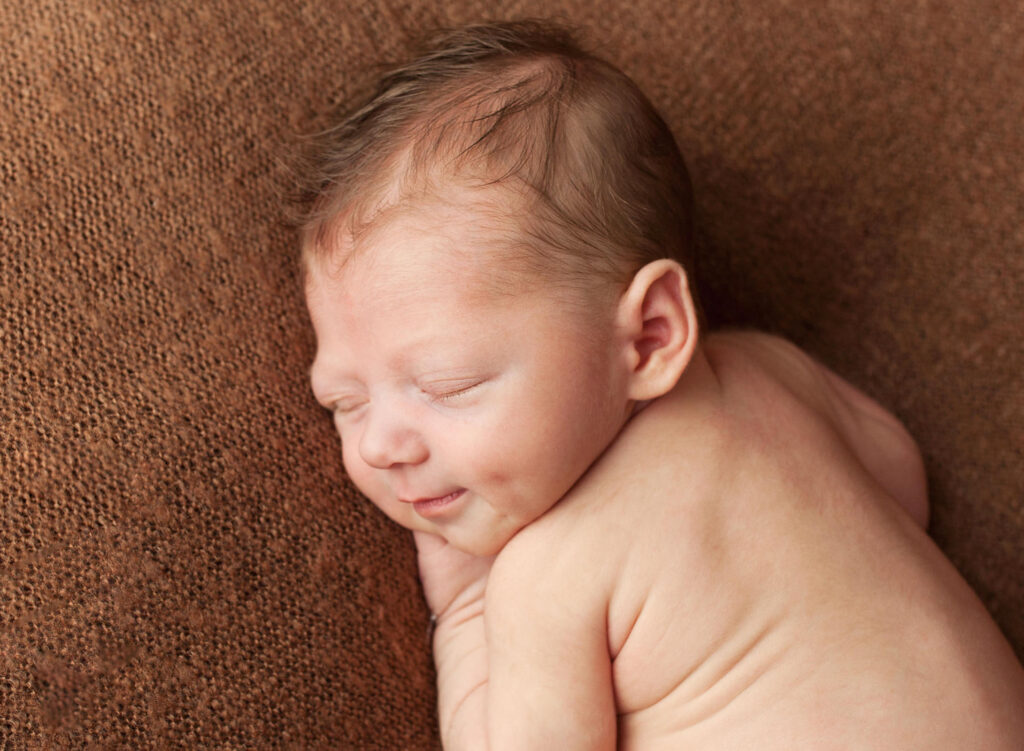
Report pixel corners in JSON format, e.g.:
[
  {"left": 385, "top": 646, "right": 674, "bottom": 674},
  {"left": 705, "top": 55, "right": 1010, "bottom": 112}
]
[
  {"left": 330, "top": 398, "right": 366, "bottom": 416},
  {"left": 429, "top": 380, "right": 484, "bottom": 403},
  {"left": 327, "top": 379, "right": 486, "bottom": 415}
]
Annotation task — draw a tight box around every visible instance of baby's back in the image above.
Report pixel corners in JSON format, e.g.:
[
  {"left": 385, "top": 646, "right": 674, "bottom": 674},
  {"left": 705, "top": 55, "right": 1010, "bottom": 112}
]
[{"left": 540, "top": 330, "right": 1024, "bottom": 749}]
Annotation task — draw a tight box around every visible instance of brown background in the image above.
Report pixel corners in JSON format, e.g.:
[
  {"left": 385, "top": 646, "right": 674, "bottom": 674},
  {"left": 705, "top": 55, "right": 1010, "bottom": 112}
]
[{"left": 2, "top": 0, "right": 1021, "bottom": 748}]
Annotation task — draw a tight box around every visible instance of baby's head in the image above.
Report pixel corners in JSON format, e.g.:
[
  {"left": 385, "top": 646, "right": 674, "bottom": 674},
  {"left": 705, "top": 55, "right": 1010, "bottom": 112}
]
[{"left": 300, "top": 19, "right": 702, "bottom": 555}]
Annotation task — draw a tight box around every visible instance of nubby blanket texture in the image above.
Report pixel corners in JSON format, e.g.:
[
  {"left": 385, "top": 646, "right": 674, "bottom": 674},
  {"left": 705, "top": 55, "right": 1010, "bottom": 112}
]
[{"left": 2, "top": 1, "right": 1021, "bottom": 747}]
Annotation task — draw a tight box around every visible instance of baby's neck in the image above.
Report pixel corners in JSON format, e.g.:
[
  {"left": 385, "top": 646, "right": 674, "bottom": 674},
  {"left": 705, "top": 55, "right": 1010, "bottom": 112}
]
[
  {"left": 631, "top": 398, "right": 653, "bottom": 416},
  {"left": 633, "top": 344, "right": 721, "bottom": 418}
]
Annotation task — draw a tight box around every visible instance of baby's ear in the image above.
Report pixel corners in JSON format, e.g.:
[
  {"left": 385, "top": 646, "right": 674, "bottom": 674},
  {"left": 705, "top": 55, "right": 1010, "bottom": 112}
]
[{"left": 615, "top": 259, "right": 699, "bottom": 401}]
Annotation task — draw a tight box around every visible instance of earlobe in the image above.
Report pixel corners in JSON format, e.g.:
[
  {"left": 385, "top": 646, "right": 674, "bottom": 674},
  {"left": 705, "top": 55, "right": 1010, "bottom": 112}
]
[{"left": 616, "top": 259, "right": 699, "bottom": 401}]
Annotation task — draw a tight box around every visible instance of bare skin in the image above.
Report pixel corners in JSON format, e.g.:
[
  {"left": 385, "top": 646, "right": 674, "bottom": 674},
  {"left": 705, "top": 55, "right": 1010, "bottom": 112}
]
[
  {"left": 419, "top": 331, "right": 1024, "bottom": 749},
  {"left": 305, "top": 200, "right": 1024, "bottom": 747}
]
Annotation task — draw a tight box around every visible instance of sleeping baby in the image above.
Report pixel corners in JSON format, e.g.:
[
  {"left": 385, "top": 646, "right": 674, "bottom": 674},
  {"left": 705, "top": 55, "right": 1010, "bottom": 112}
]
[{"left": 297, "top": 19, "right": 1024, "bottom": 749}]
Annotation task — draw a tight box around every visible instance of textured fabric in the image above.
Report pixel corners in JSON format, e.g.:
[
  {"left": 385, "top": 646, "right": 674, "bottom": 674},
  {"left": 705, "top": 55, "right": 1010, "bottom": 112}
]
[{"left": 2, "top": 0, "right": 1021, "bottom": 747}]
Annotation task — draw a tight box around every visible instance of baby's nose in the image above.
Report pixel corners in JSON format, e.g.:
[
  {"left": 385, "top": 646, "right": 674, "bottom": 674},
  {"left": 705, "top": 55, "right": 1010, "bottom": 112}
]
[{"left": 358, "top": 408, "right": 429, "bottom": 469}]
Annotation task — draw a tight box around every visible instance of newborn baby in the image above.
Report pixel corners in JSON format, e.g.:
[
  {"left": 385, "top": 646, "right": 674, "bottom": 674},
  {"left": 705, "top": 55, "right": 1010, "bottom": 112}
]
[{"left": 299, "top": 19, "right": 1024, "bottom": 749}]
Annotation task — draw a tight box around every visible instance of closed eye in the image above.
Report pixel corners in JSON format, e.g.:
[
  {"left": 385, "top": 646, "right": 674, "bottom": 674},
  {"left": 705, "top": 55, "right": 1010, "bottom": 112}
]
[
  {"left": 329, "top": 397, "right": 367, "bottom": 415},
  {"left": 427, "top": 380, "right": 484, "bottom": 403}
]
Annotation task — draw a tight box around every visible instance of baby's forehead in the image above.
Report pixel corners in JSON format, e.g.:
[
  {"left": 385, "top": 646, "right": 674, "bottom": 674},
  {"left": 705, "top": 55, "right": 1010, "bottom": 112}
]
[
  {"left": 366, "top": 178, "right": 526, "bottom": 246},
  {"left": 309, "top": 190, "right": 541, "bottom": 297},
  {"left": 364, "top": 194, "right": 510, "bottom": 252}
]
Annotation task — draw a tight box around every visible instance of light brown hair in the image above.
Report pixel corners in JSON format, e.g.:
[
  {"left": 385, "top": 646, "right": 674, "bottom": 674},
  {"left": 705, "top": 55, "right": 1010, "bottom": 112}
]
[{"left": 292, "top": 18, "right": 696, "bottom": 302}]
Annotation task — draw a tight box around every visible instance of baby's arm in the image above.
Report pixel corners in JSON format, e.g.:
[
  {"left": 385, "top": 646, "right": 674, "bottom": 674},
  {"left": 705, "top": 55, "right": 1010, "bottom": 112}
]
[
  {"left": 814, "top": 356, "right": 930, "bottom": 528},
  {"left": 484, "top": 536, "right": 617, "bottom": 749},
  {"left": 712, "top": 331, "right": 929, "bottom": 528},
  {"left": 421, "top": 530, "right": 616, "bottom": 750},
  {"left": 433, "top": 605, "right": 489, "bottom": 747},
  {"left": 415, "top": 532, "right": 492, "bottom": 748}
]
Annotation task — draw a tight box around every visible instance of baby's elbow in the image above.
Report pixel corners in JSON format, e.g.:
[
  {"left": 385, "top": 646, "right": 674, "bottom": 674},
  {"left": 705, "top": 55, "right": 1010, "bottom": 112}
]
[
  {"left": 899, "top": 435, "right": 929, "bottom": 530},
  {"left": 876, "top": 416, "right": 930, "bottom": 530}
]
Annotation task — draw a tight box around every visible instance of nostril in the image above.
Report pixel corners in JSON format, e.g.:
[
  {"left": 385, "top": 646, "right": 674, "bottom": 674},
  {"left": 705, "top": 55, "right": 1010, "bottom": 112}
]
[{"left": 358, "top": 419, "right": 428, "bottom": 469}]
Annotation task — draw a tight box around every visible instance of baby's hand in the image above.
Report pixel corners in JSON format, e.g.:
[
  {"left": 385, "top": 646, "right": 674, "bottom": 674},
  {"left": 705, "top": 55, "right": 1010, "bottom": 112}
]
[
  {"left": 414, "top": 531, "right": 494, "bottom": 748},
  {"left": 413, "top": 531, "right": 494, "bottom": 620}
]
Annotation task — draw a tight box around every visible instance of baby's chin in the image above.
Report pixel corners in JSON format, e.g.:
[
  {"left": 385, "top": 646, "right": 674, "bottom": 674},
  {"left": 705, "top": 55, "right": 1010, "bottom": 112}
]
[
  {"left": 368, "top": 492, "right": 533, "bottom": 557},
  {"left": 438, "top": 532, "right": 508, "bottom": 558},
  {"left": 415, "top": 516, "right": 521, "bottom": 558},
  {"left": 374, "top": 506, "right": 507, "bottom": 556}
]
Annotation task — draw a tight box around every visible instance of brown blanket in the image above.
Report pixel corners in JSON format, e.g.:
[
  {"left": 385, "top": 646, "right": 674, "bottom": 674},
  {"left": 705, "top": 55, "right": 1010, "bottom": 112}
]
[{"left": 2, "top": 1, "right": 1021, "bottom": 747}]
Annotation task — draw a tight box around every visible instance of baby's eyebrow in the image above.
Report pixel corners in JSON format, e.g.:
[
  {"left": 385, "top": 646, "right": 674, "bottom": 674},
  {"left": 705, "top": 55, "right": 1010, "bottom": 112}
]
[
  {"left": 307, "top": 361, "right": 324, "bottom": 390},
  {"left": 307, "top": 362, "right": 344, "bottom": 405},
  {"left": 308, "top": 351, "right": 347, "bottom": 384},
  {"left": 308, "top": 379, "right": 330, "bottom": 408},
  {"left": 308, "top": 356, "right": 367, "bottom": 396}
]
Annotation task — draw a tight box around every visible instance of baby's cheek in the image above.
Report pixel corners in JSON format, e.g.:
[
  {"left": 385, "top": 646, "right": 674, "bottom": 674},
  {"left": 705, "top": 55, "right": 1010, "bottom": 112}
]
[
  {"left": 347, "top": 466, "right": 404, "bottom": 522},
  {"left": 339, "top": 442, "right": 379, "bottom": 500}
]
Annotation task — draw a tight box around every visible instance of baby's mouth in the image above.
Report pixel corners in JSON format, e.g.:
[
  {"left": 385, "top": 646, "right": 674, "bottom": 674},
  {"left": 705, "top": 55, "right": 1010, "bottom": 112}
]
[{"left": 404, "top": 488, "right": 466, "bottom": 518}]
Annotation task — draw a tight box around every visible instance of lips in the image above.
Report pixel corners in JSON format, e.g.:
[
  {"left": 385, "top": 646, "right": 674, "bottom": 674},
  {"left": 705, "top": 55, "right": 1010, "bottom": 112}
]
[{"left": 401, "top": 488, "right": 466, "bottom": 518}]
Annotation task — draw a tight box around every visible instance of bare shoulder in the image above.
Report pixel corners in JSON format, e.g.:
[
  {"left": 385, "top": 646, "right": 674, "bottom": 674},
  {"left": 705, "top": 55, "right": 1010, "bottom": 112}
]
[
  {"left": 483, "top": 498, "right": 619, "bottom": 747},
  {"left": 706, "top": 329, "right": 848, "bottom": 412},
  {"left": 706, "top": 329, "right": 929, "bottom": 528},
  {"left": 488, "top": 500, "right": 618, "bottom": 610}
]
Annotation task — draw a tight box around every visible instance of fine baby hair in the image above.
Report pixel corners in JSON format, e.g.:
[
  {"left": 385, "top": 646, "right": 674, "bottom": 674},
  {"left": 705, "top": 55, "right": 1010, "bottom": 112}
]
[
  {"left": 294, "top": 19, "right": 698, "bottom": 303},
  {"left": 296, "top": 19, "right": 1024, "bottom": 750}
]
